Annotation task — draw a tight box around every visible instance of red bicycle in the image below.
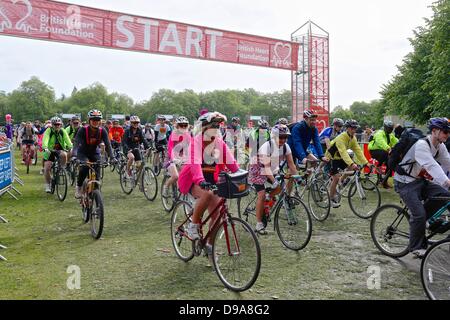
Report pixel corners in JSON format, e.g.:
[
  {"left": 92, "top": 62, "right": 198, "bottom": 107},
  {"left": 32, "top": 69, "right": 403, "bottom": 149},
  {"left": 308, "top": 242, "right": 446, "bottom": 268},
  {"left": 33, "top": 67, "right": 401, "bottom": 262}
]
[
  {"left": 23, "top": 143, "right": 35, "bottom": 174},
  {"left": 170, "top": 170, "right": 261, "bottom": 292}
]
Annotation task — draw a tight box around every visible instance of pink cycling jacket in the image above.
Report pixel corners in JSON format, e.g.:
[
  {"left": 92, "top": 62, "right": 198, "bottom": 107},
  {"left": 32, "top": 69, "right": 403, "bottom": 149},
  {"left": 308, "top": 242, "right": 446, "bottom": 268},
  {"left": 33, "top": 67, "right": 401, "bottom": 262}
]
[
  {"left": 178, "top": 133, "right": 239, "bottom": 194},
  {"left": 167, "top": 131, "right": 191, "bottom": 161}
]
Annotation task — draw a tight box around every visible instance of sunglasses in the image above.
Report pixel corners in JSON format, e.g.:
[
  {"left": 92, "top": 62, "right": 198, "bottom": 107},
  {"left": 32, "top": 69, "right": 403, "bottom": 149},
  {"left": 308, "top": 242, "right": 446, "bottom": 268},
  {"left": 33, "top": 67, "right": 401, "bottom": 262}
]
[
  {"left": 54, "top": 123, "right": 62, "bottom": 127},
  {"left": 443, "top": 130, "right": 450, "bottom": 135},
  {"left": 279, "top": 135, "right": 289, "bottom": 140},
  {"left": 91, "top": 118, "right": 101, "bottom": 122},
  {"left": 73, "top": 122, "right": 80, "bottom": 125},
  {"left": 178, "top": 124, "right": 188, "bottom": 128},
  {"left": 131, "top": 122, "right": 140, "bottom": 125}
]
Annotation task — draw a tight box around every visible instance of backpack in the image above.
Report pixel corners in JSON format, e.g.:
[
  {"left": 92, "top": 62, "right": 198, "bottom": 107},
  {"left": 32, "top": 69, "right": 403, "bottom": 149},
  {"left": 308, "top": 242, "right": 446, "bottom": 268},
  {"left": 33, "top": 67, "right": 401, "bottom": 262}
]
[
  {"left": 287, "top": 122, "right": 297, "bottom": 132},
  {"left": 388, "top": 128, "right": 436, "bottom": 176},
  {"left": 85, "top": 126, "right": 103, "bottom": 145}
]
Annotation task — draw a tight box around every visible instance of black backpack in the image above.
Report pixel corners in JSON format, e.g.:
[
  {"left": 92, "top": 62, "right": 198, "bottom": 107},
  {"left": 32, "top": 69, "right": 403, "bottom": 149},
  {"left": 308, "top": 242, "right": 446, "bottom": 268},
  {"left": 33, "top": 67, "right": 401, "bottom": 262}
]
[{"left": 388, "top": 128, "right": 428, "bottom": 176}]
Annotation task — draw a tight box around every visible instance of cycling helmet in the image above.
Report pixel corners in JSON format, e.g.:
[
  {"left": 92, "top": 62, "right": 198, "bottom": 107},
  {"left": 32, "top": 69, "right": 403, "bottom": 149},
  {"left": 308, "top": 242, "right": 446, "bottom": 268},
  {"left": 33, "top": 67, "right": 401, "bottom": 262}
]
[
  {"left": 157, "top": 115, "right": 166, "bottom": 121},
  {"left": 71, "top": 115, "right": 80, "bottom": 121},
  {"left": 303, "top": 109, "right": 318, "bottom": 118},
  {"left": 176, "top": 116, "right": 189, "bottom": 125},
  {"left": 344, "top": 119, "right": 359, "bottom": 128},
  {"left": 271, "top": 124, "right": 291, "bottom": 137},
  {"left": 87, "top": 109, "right": 102, "bottom": 120},
  {"left": 51, "top": 116, "right": 62, "bottom": 125},
  {"left": 130, "top": 115, "right": 140, "bottom": 123},
  {"left": 231, "top": 117, "right": 240, "bottom": 123},
  {"left": 383, "top": 120, "right": 394, "bottom": 129},
  {"left": 112, "top": 119, "right": 119, "bottom": 123},
  {"left": 277, "top": 118, "right": 289, "bottom": 125},
  {"left": 258, "top": 119, "right": 269, "bottom": 129},
  {"left": 198, "top": 112, "right": 227, "bottom": 127},
  {"left": 333, "top": 118, "right": 344, "bottom": 126},
  {"left": 428, "top": 117, "right": 450, "bottom": 131}
]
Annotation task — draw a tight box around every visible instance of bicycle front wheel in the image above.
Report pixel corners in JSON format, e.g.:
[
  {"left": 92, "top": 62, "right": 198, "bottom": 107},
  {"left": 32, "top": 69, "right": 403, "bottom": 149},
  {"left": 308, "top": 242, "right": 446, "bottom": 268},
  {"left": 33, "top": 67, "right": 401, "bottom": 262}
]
[
  {"left": 348, "top": 179, "right": 381, "bottom": 219},
  {"left": 142, "top": 167, "right": 158, "bottom": 201},
  {"left": 119, "top": 167, "right": 134, "bottom": 195},
  {"left": 274, "top": 196, "right": 312, "bottom": 251},
  {"left": 161, "top": 174, "right": 176, "bottom": 211},
  {"left": 307, "top": 179, "right": 331, "bottom": 222},
  {"left": 212, "top": 217, "right": 261, "bottom": 292},
  {"left": 90, "top": 189, "right": 104, "bottom": 239},
  {"left": 170, "top": 201, "right": 194, "bottom": 262},
  {"left": 421, "top": 239, "right": 450, "bottom": 300},
  {"left": 56, "top": 168, "right": 67, "bottom": 202},
  {"left": 370, "top": 204, "right": 410, "bottom": 257}
]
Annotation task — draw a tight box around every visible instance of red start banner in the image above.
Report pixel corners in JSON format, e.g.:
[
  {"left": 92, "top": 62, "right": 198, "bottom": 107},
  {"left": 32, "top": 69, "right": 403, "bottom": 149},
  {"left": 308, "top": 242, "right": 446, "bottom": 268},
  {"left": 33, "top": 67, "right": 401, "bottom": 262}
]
[{"left": 0, "top": 0, "right": 299, "bottom": 70}]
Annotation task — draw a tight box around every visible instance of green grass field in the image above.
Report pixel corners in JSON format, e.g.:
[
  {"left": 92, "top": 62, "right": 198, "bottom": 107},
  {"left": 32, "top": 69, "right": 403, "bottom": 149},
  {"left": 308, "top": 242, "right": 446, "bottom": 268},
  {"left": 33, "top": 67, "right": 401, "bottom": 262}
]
[{"left": 0, "top": 151, "right": 427, "bottom": 299}]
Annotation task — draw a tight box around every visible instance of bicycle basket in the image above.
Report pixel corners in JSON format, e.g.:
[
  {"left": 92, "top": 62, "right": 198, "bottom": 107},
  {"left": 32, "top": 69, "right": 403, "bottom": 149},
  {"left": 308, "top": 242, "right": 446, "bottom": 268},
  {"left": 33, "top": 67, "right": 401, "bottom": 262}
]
[{"left": 217, "top": 169, "right": 249, "bottom": 199}]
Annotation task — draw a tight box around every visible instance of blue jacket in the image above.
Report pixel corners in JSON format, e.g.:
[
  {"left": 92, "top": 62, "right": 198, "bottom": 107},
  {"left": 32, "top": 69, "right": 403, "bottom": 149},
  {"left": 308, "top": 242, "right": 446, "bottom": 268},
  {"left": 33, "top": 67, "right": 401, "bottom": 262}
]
[{"left": 288, "top": 120, "right": 324, "bottom": 162}]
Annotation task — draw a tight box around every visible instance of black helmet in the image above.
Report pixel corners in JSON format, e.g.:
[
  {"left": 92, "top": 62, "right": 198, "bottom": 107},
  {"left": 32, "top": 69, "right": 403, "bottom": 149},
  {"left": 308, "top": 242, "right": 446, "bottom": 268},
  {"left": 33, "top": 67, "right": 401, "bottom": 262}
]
[{"left": 344, "top": 119, "right": 359, "bottom": 129}]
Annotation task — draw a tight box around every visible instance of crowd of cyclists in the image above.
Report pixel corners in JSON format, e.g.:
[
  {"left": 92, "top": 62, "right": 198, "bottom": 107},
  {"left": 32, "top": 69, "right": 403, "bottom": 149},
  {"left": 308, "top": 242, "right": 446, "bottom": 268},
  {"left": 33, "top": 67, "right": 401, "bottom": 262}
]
[{"left": 1, "top": 108, "right": 450, "bottom": 295}]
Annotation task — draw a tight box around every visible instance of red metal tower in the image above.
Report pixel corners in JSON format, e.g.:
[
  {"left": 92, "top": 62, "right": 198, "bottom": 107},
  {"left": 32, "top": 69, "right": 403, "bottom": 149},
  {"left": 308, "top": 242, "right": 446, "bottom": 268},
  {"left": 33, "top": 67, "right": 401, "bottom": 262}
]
[{"left": 291, "top": 21, "right": 329, "bottom": 133}]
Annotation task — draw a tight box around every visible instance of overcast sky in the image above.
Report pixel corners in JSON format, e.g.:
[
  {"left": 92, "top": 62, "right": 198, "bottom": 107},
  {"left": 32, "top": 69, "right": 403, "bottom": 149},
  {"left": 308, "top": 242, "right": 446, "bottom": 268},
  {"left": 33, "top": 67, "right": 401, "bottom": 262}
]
[{"left": 0, "top": 0, "right": 434, "bottom": 110}]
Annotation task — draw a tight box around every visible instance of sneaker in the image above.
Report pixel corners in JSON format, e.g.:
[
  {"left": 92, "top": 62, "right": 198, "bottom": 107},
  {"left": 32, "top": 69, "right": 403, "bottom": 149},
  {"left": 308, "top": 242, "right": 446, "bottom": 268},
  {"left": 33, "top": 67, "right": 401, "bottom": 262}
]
[
  {"left": 255, "top": 222, "right": 267, "bottom": 235},
  {"left": 187, "top": 222, "right": 200, "bottom": 240},
  {"left": 39, "top": 169, "right": 44, "bottom": 175},
  {"left": 331, "top": 196, "right": 341, "bottom": 208},
  {"left": 45, "top": 184, "right": 51, "bottom": 193},
  {"left": 74, "top": 186, "right": 82, "bottom": 199},
  {"left": 204, "top": 243, "right": 217, "bottom": 269},
  {"left": 411, "top": 249, "right": 427, "bottom": 259}
]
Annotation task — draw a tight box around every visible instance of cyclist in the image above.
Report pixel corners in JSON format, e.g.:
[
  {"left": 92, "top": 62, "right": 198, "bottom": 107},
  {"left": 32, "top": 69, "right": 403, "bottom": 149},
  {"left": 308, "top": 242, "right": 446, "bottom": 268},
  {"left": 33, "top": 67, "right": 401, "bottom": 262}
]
[
  {"left": 65, "top": 115, "right": 81, "bottom": 160},
  {"left": 20, "top": 121, "right": 38, "bottom": 164},
  {"left": 144, "top": 123, "right": 155, "bottom": 149},
  {"left": 393, "top": 117, "right": 450, "bottom": 258},
  {"left": 162, "top": 116, "right": 191, "bottom": 197},
  {"left": 223, "top": 116, "right": 242, "bottom": 159},
  {"left": 122, "top": 115, "right": 150, "bottom": 177},
  {"left": 368, "top": 120, "right": 398, "bottom": 188},
  {"left": 275, "top": 118, "right": 289, "bottom": 126},
  {"left": 153, "top": 115, "right": 171, "bottom": 172},
  {"left": 319, "top": 118, "right": 344, "bottom": 154},
  {"left": 72, "top": 110, "right": 114, "bottom": 198},
  {"left": 249, "top": 124, "right": 297, "bottom": 234},
  {"left": 288, "top": 110, "right": 328, "bottom": 167},
  {"left": 325, "top": 119, "right": 369, "bottom": 208},
  {"left": 109, "top": 119, "right": 125, "bottom": 150},
  {"left": 246, "top": 119, "right": 271, "bottom": 159},
  {"left": 178, "top": 112, "right": 238, "bottom": 251},
  {"left": 42, "top": 117, "right": 73, "bottom": 193}
]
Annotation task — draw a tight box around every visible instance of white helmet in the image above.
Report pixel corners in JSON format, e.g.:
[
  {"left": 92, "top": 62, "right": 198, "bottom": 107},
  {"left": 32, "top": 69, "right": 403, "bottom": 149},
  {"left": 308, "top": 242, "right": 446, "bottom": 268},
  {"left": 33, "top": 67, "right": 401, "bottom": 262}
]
[{"left": 130, "top": 116, "right": 140, "bottom": 123}]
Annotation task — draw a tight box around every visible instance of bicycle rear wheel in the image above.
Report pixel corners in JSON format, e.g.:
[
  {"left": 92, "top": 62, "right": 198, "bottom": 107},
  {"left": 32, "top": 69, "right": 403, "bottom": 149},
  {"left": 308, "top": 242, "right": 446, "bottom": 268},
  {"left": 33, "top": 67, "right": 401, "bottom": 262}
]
[
  {"left": 90, "top": 189, "right": 104, "bottom": 239},
  {"left": 274, "top": 196, "right": 312, "bottom": 251},
  {"left": 170, "top": 201, "right": 194, "bottom": 262},
  {"left": 212, "top": 217, "right": 261, "bottom": 292},
  {"left": 307, "top": 179, "right": 330, "bottom": 222},
  {"left": 370, "top": 204, "right": 410, "bottom": 257},
  {"left": 142, "top": 167, "right": 158, "bottom": 201},
  {"left": 348, "top": 179, "right": 380, "bottom": 219},
  {"left": 421, "top": 238, "right": 450, "bottom": 300},
  {"left": 56, "top": 168, "right": 67, "bottom": 202}
]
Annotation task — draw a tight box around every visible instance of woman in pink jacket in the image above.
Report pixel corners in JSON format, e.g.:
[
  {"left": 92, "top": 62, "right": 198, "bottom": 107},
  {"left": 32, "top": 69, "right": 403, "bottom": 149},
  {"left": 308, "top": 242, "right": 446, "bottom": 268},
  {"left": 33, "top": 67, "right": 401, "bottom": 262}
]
[
  {"left": 178, "top": 112, "right": 239, "bottom": 247},
  {"left": 162, "top": 116, "right": 191, "bottom": 197}
]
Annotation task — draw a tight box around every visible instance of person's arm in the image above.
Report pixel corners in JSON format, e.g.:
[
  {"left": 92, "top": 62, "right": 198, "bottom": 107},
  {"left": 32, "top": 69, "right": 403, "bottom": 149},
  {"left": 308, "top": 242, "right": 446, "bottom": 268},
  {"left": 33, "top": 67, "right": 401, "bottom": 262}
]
[
  {"left": 222, "top": 139, "right": 239, "bottom": 173},
  {"left": 376, "top": 130, "right": 390, "bottom": 151},
  {"left": 351, "top": 137, "right": 368, "bottom": 165},
  {"left": 140, "top": 129, "right": 150, "bottom": 150},
  {"left": 62, "top": 129, "right": 73, "bottom": 150},
  {"left": 292, "top": 124, "right": 307, "bottom": 162},
  {"left": 259, "top": 144, "right": 275, "bottom": 183},
  {"left": 72, "top": 128, "right": 84, "bottom": 158},
  {"left": 312, "top": 127, "right": 324, "bottom": 158},
  {"left": 416, "top": 140, "right": 450, "bottom": 187},
  {"left": 389, "top": 134, "right": 399, "bottom": 148},
  {"left": 42, "top": 128, "right": 50, "bottom": 150},
  {"left": 336, "top": 137, "right": 353, "bottom": 166}
]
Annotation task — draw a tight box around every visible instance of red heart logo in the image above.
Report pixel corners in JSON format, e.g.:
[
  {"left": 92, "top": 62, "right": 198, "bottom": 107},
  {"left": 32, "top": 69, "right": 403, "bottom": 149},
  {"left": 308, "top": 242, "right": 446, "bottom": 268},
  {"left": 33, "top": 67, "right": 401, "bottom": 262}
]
[
  {"left": 0, "top": 0, "right": 36, "bottom": 33},
  {"left": 272, "top": 42, "right": 292, "bottom": 67}
]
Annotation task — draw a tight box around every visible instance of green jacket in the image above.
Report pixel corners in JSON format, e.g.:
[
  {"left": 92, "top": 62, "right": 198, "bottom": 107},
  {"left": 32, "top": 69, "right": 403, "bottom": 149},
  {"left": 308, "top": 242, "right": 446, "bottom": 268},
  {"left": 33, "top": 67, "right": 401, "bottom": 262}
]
[
  {"left": 42, "top": 127, "right": 73, "bottom": 151},
  {"left": 368, "top": 130, "right": 398, "bottom": 151}
]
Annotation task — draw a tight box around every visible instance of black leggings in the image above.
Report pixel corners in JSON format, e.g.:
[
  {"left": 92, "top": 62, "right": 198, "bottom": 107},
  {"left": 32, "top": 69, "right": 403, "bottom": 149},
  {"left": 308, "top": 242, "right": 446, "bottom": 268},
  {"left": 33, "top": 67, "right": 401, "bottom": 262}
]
[
  {"left": 369, "top": 149, "right": 392, "bottom": 184},
  {"left": 77, "top": 153, "right": 100, "bottom": 187}
]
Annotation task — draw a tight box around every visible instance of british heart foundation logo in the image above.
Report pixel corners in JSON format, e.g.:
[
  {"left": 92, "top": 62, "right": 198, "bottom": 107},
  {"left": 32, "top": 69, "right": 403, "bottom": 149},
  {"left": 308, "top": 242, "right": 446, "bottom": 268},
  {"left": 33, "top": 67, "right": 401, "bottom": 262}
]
[
  {"left": 0, "top": 0, "right": 36, "bottom": 33},
  {"left": 271, "top": 42, "right": 292, "bottom": 68}
]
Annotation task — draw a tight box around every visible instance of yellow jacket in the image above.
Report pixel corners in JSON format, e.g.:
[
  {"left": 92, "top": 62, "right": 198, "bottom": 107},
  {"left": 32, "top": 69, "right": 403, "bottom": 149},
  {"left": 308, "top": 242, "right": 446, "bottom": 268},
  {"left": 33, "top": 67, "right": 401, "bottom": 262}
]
[{"left": 325, "top": 131, "right": 368, "bottom": 166}]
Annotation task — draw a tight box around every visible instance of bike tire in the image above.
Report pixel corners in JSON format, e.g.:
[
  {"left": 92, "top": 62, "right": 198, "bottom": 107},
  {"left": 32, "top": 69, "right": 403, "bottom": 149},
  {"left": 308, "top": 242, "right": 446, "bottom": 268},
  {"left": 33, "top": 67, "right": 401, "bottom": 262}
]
[
  {"left": 119, "top": 167, "right": 134, "bottom": 195},
  {"left": 307, "top": 179, "right": 331, "bottom": 222},
  {"left": 420, "top": 238, "right": 450, "bottom": 300},
  {"left": 170, "top": 200, "right": 195, "bottom": 262},
  {"left": 348, "top": 179, "right": 381, "bottom": 219},
  {"left": 142, "top": 167, "right": 158, "bottom": 201},
  {"left": 56, "top": 168, "right": 67, "bottom": 202},
  {"left": 274, "top": 196, "right": 312, "bottom": 251},
  {"left": 161, "top": 174, "right": 175, "bottom": 211},
  {"left": 212, "top": 217, "right": 261, "bottom": 292},
  {"left": 370, "top": 204, "right": 410, "bottom": 257},
  {"left": 90, "top": 189, "right": 104, "bottom": 239}
]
